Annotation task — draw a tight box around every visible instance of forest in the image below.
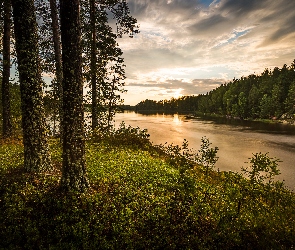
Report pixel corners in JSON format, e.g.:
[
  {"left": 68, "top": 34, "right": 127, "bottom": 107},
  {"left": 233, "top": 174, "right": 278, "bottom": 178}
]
[
  {"left": 1, "top": 0, "right": 295, "bottom": 248},
  {"left": 0, "top": 0, "right": 138, "bottom": 191},
  {"left": 136, "top": 61, "right": 295, "bottom": 121}
]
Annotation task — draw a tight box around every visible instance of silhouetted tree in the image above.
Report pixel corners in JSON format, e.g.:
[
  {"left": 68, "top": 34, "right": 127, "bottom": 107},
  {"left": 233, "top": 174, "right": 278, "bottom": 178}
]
[
  {"left": 60, "top": 0, "right": 88, "bottom": 191},
  {"left": 82, "top": 0, "right": 138, "bottom": 132},
  {"left": 11, "top": 0, "right": 52, "bottom": 172},
  {"left": 2, "top": 0, "right": 12, "bottom": 138},
  {"left": 49, "top": 0, "right": 63, "bottom": 139}
]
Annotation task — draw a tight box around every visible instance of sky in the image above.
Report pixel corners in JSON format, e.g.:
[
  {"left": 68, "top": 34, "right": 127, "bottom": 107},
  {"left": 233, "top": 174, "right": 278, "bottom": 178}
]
[{"left": 116, "top": 0, "right": 295, "bottom": 105}]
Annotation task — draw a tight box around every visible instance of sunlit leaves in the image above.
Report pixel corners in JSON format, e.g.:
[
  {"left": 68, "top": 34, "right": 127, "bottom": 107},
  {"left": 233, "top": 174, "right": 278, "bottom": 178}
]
[
  {"left": 242, "top": 152, "right": 282, "bottom": 186},
  {"left": 196, "top": 136, "right": 219, "bottom": 176},
  {"left": 0, "top": 137, "right": 295, "bottom": 248}
]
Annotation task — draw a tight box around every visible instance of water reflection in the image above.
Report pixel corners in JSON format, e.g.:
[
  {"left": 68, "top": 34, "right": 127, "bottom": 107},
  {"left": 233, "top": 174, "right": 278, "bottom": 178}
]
[
  {"left": 173, "top": 114, "right": 181, "bottom": 126},
  {"left": 115, "top": 111, "right": 295, "bottom": 190},
  {"left": 196, "top": 114, "right": 295, "bottom": 135}
]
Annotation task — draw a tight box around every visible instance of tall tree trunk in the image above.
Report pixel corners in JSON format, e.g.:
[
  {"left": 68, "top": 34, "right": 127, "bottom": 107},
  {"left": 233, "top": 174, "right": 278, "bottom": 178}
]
[
  {"left": 49, "top": 0, "right": 63, "bottom": 140},
  {"left": 11, "top": 0, "right": 52, "bottom": 172},
  {"left": 90, "top": 0, "right": 98, "bottom": 130},
  {"left": 60, "top": 0, "right": 88, "bottom": 191},
  {"left": 2, "top": 0, "right": 12, "bottom": 138}
]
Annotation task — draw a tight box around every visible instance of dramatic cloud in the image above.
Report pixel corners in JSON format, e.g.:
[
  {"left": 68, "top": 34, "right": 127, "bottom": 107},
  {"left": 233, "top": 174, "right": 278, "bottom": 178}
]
[{"left": 119, "top": 0, "right": 295, "bottom": 104}]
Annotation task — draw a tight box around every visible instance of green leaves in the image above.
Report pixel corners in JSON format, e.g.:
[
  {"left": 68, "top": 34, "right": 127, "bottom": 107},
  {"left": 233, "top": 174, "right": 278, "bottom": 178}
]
[
  {"left": 196, "top": 136, "right": 219, "bottom": 176},
  {"left": 242, "top": 152, "right": 282, "bottom": 186},
  {"left": 0, "top": 138, "right": 294, "bottom": 249}
]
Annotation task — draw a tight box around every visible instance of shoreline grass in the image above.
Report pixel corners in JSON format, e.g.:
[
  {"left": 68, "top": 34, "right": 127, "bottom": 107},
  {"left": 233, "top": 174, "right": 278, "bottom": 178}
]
[{"left": 0, "top": 133, "right": 294, "bottom": 249}]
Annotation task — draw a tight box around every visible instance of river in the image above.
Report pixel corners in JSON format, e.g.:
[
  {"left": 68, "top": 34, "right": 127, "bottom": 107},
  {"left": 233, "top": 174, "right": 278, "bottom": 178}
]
[{"left": 113, "top": 111, "right": 295, "bottom": 190}]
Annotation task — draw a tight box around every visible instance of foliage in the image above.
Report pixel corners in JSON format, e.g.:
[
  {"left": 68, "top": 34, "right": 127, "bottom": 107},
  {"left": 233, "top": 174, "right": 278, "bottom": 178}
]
[
  {"left": 0, "top": 136, "right": 295, "bottom": 249},
  {"left": 196, "top": 136, "right": 219, "bottom": 176},
  {"left": 36, "top": 0, "right": 138, "bottom": 134},
  {"left": 82, "top": 5, "right": 127, "bottom": 132},
  {"left": 0, "top": 82, "right": 22, "bottom": 134},
  {"left": 242, "top": 152, "right": 282, "bottom": 186},
  {"left": 81, "top": 1, "right": 138, "bottom": 132},
  {"left": 135, "top": 60, "right": 295, "bottom": 123},
  {"left": 90, "top": 121, "right": 151, "bottom": 149}
]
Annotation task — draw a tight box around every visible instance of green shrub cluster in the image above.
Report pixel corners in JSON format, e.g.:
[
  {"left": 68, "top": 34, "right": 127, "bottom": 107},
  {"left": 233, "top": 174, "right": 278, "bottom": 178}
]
[{"left": 0, "top": 133, "right": 294, "bottom": 249}]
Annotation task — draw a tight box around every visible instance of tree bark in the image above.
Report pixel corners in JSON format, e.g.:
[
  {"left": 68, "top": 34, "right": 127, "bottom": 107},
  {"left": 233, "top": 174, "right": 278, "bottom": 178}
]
[
  {"left": 90, "top": 0, "right": 98, "bottom": 130},
  {"left": 60, "top": 0, "right": 88, "bottom": 191},
  {"left": 11, "top": 0, "right": 52, "bottom": 172},
  {"left": 49, "top": 0, "right": 63, "bottom": 140},
  {"left": 2, "top": 0, "right": 12, "bottom": 138}
]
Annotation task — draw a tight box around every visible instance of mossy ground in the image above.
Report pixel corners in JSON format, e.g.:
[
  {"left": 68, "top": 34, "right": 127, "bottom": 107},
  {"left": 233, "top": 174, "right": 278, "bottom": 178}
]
[{"left": 0, "top": 136, "right": 294, "bottom": 249}]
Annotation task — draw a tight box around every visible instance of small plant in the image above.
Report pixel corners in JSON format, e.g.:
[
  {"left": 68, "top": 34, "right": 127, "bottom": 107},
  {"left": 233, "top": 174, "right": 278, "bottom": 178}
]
[
  {"left": 241, "top": 152, "right": 285, "bottom": 207},
  {"left": 242, "top": 152, "right": 282, "bottom": 186},
  {"left": 90, "top": 121, "right": 151, "bottom": 149},
  {"left": 195, "top": 136, "right": 219, "bottom": 176},
  {"left": 154, "top": 139, "right": 195, "bottom": 171}
]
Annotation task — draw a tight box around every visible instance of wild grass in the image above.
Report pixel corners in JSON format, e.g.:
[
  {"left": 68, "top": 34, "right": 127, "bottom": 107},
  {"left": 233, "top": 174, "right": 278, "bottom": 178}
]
[{"left": 0, "top": 128, "right": 294, "bottom": 249}]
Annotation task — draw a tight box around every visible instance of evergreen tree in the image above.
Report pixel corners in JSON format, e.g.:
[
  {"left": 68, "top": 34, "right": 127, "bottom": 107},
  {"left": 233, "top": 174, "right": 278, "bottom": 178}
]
[
  {"left": 11, "top": 0, "right": 52, "bottom": 172},
  {"left": 49, "top": 0, "right": 63, "bottom": 139},
  {"left": 60, "top": 0, "right": 88, "bottom": 191},
  {"left": 1, "top": 0, "right": 12, "bottom": 138},
  {"left": 82, "top": 0, "right": 138, "bottom": 132}
]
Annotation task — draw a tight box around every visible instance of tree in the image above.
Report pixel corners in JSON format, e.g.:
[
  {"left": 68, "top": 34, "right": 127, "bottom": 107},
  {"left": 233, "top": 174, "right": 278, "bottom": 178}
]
[
  {"left": 259, "top": 94, "right": 273, "bottom": 118},
  {"left": 89, "top": 0, "right": 98, "bottom": 130},
  {"left": 49, "top": 0, "right": 63, "bottom": 139},
  {"left": 35, "top": 0, "right": 137, "bottom": 135},
  {"left": 60, "top": 0, "right": 88, "bottom": 191},
  {"left": 36, "top": 0, "right": 63, "bottom": 139},
  {"left": 1, "top": 0, "right": 12, "bottom": 138},
  {"left": 82, "top": 0, "right": 138, "bottom": 132},
  {"left": 11, "top": 0, "right": 52, "bottom": 172},
  {"left": 284, "top": 80, "right": 295, "bottom": 115}
]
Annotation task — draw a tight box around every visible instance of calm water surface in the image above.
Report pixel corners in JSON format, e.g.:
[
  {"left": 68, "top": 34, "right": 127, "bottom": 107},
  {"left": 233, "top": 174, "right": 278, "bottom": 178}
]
[{"left": 114, "top": 111, "right": 295, "bottom": 190}]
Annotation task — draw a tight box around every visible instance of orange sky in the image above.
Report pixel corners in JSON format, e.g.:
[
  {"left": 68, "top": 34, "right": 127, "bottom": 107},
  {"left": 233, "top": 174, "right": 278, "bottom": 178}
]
[{"left": 117, "top": 0, "right": 295, "bottom": 105}]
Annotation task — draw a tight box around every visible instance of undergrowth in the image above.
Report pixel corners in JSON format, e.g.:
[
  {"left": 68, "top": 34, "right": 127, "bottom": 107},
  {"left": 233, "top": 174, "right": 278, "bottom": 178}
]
[{"left": 0, "top": 127, "right": 294, "bottom": 249}]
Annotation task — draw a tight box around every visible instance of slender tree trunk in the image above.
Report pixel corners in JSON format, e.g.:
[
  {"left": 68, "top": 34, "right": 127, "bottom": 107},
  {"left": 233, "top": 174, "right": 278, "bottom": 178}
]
[
  {"left": 49, "top": 0, "right": 63, "bottom": 140},
  {"left": 60, "top": 0, "right": 88, "bottom": 191},
  {"left": 107, "top": 77, "right": 116, "bottom": 129},
  {"left": 11, "top": 0, "right": 52, "bottom": 172},
  {"left": 90, "top": 0, "right": 98, "bottom": 130},
  {"left": 2, "top": 0, "right": 12, "bottom": 138}
]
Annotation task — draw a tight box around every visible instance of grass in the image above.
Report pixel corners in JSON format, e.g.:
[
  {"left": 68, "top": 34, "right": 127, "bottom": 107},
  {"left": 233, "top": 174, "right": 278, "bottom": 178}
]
[{"left": 0, "top": 132, "right": 295, "bottom": 249}]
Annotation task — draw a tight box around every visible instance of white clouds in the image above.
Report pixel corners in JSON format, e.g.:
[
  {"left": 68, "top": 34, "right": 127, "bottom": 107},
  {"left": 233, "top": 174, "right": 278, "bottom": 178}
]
[{"left": 120, "top": 0, "right": 295, "bottom": 104}]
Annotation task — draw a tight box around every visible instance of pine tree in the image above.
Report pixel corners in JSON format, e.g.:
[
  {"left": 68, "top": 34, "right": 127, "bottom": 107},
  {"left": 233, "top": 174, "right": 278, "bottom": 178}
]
[
  {"left": 2, "top": 0, "right": 12, "bottom": 138},
  {"left": 60, "top": 0, "right": 88, "bottom": 191},
  {"left": 11, "top": 0, "right": 52, "bottom": 172}
]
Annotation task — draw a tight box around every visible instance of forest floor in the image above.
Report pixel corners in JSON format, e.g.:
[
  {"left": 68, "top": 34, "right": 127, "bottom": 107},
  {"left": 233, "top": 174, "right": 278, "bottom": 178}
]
[{"left": 0, "top": 135, "right": 295, "bottom": 249}]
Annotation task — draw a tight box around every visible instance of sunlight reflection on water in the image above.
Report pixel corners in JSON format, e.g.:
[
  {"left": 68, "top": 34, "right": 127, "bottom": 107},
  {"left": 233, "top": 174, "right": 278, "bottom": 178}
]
[{"left": 114, "top": 111, "right": 295, "bottom": 190}]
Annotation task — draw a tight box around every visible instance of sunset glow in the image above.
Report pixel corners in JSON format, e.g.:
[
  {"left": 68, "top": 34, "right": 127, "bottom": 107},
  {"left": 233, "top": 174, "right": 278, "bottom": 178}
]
[{"left": 117, "top": 0, "right": 295, "bottom": 105}]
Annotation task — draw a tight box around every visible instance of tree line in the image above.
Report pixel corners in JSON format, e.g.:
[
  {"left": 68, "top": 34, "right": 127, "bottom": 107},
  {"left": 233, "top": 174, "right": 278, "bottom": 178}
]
[
  {"left": 136, "top": 61, "right": 295, "bottom": 120},
  {"left": 0, "top": 0, "right": 138, "bottom": 192}
]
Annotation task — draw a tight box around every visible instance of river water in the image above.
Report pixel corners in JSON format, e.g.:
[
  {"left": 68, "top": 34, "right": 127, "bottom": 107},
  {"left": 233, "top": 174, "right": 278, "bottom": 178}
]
[{"left": 113, "top": 111, "right": 295, "bottom": 190}]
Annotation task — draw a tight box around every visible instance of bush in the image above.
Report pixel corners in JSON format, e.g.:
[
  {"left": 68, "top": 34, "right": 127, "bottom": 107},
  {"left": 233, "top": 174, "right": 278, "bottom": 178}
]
[{"left": 0, "top": 138, "right": 294, "bottom": 249}]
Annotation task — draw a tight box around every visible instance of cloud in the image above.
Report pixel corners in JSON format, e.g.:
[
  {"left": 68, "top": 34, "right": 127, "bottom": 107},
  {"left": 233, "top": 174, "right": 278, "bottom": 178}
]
[
  {"left": 126, "top": 77, "right": 225, "bottom": 95},
  {"left": 118, "top": 0, "right": 295, "bottom": 104},
  {"left": 126, "top": 0, "right": 295, "bottom": 44},
  {"left": 219, "top": 0, "right": 266, "bottom": 15}
]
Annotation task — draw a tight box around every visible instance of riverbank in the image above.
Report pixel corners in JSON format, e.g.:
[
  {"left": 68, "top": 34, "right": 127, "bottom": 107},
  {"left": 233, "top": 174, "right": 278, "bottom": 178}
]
[
  {"left": 1, "top": 133, "right": 295, "bottom": 249},
  {"left": 133, "top": 109, "right": 295, "bottom": 126},
  {"left": 191, "top": 111, "right": 295, "bottom": 125}
]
